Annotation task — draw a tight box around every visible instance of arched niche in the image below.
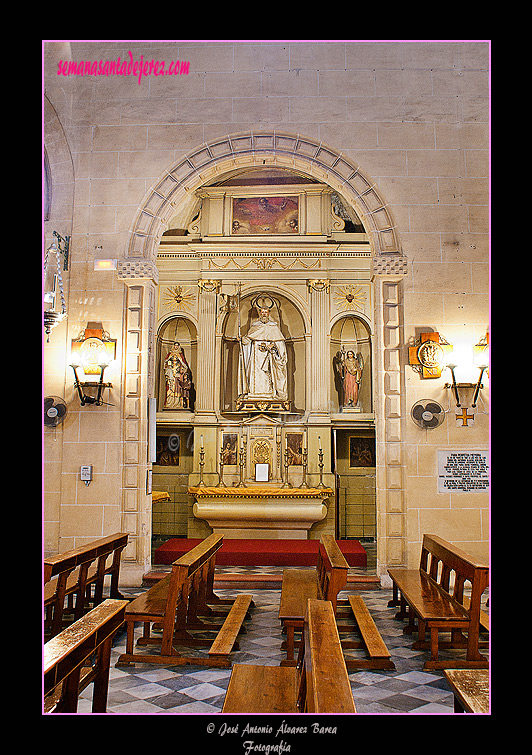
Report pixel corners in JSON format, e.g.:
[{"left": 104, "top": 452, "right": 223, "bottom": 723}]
[
  {"left": 220, "top": 290, "right": 307, "bottom": 414},
  {"left": 330, "top": 316, "right": 372, "bottom": 414},
  {"left": 156, "top": 316, "right": 198, "bottom": 412}
]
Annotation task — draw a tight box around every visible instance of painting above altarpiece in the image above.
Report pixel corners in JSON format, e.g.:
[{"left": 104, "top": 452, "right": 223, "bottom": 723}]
[{"left": 231, "top": 195, "right": 299, "bottom": 235}]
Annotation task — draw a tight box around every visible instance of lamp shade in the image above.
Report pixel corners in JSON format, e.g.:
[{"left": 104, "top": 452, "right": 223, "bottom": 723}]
[{"left": 70, "top": 336, "right": 115, "bottom": 375}]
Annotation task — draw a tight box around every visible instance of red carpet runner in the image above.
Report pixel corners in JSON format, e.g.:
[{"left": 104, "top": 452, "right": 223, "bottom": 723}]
[{"left": 154, "top": 538, "right": 367, "bottom": 567}]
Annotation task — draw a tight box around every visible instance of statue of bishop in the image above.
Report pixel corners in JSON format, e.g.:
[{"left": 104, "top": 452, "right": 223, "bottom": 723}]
[{"left": 238, "top": 306, "right": 288, "bottom": 403}]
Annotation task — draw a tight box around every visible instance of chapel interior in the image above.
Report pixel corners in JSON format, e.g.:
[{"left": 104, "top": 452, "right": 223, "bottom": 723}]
[{"left": 42, "top": 40, "right": 490, "bottom": 716}]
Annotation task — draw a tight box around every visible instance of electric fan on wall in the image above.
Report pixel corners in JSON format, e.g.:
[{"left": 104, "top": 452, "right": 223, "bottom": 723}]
[
  {"left": 44, "top": 396, "right": 68, "bottom": 427},
  {"left": 410, "top": 399, "right": 445, "bottom": 429}
]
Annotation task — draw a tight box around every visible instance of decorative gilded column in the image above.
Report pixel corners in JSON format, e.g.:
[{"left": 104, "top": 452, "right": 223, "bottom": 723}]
[
  {"left": 307, "top": 279, "right": 330, "bottom": 418},
  {"left": 195, "top": 279, "right": 220, "bottom": 418},
  {"left": 305, "top": 279, "right": 334, "bottom": 537}
]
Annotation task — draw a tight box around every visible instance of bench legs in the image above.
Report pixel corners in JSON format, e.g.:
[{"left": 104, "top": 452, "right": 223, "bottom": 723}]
[
  {"left": 280, "top": 620, "right": 302, "bottom": 667},
  {"left": 390, "top": 583, "right": 488, "bottom": 670},
  {"left": 117, "top": 596, "right": 252, "bottom": 669},
  {"left": 91, "top": 636, "right": 114, "bottom": 713},
  {"left": 411, "top": 620, "right": 488, "bottom": 670},
  {"left": 387, "top": 582, "right": 400, "bottom": 608}
]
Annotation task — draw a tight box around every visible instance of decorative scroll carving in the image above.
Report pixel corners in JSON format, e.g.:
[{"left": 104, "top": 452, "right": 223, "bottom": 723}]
[
  {"left": 307, "top": 279, "right": 330, "bottom": 292},
  {"left": 198, "top": 279, "right": 221, "bottom": 293}
]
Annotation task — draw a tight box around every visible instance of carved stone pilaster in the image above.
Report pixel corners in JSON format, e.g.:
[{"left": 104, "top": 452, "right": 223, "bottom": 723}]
[
  {"left": 373, "top": 275, "right": 407, "bottom": 579},
  {"left": 119, "top": 270, "right": 157, "bottom": 585}
]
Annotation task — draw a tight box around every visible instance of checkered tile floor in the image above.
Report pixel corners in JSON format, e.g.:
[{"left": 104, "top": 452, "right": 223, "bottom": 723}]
[{"left": 75, "top": 571, "right": 488, "bottom": 715}]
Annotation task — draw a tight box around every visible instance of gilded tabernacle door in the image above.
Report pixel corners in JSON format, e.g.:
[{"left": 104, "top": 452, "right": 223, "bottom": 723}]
[{"left": 241, "top": 414, "right": 282, "bottom": 485}]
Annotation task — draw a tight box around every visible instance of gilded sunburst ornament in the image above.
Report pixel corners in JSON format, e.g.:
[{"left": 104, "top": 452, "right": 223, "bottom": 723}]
[
  {"left": 334, "top": 285, "right": 367, "bottom": 312},
  {"left": 163, "top": 285, "right": 195, "bottom": 311}
]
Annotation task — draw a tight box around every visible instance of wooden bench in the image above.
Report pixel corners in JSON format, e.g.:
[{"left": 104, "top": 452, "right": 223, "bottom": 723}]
[
  {"left": 443, "top": 669, "right": 489, "bottom": 713},
  {"left": 278, "top": 534, "right": 348, "bottom": 665},
  {"left": 223, "top": 599, "right": 356, "bottom": 714},
  {"left": 116, "top": 534, "right": 253, "bottom": 668},
  {"left": 388, "top": 534, "right": 489, "bottom": 670},
  {"left": 464, "top": 595, "right": 490, "bottom": 635},
  {"left": 341, "top": 595, "right": 395, "bottom": 670},
  {"left": 44, "top": 598, "right": 128, "bottom": 713},
  {"left": 44, "top": 533, "right": 129, "bottom": 638}
]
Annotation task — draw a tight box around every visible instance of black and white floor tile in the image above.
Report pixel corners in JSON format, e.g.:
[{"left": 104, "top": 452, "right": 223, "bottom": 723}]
[{"left": 75, "top": 573, "right": 489, "bottom": 715}]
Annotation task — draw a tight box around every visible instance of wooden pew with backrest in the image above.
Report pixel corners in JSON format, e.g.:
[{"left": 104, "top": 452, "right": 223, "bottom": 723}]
[
  {"left": 44, "top": 533, "right": 129, "bottom": 638},
  {"left": 278, "top": 534, "right": 348, "bottom": 665},
  {"left": 116, "top": 534, "right": 253, "bottom": 668},
  {"left": 44, "top": 598, "right": 128, "bottom": 713},
  {"left": 387, "top": 533, "right": 489, "bottom": 670},
  {"left": 222, "top": 598, "right": 356, "bottom": 714},
  {"left": 278, "top": 535, "right": 393, "bottom": 670}
]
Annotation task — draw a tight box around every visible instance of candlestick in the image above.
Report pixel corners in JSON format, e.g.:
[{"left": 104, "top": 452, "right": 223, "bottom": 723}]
[
  {"left": 216, "top": 445, "right": 226, "bottom": 487},
  {"left": 281, "top": 446, "right": 292, "bottom": 488},
  {"left": 298, "top": 447, "right": 309, "bottom": 488},
  {"left": 317, "top": 447, "right": 326, "bottom": 489},
  {"left": 198, "top": 442, "right": 206, "bottom": 486},
  {"left": 237, "top": 436, "right": 247, "bottom": 487}
]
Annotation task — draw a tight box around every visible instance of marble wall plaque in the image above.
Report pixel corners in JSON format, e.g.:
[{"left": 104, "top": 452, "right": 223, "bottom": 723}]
[{"left": 437, "top": 450, "right": 490, "bottom": 493}]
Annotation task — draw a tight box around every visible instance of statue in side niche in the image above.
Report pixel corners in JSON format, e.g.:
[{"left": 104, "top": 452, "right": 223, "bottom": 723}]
[
  {"left": 163, "top": 341, "right": 192, "bottom": 409},
  {"left": 337, "top": 348, "right": 364, "bottom": 408}
]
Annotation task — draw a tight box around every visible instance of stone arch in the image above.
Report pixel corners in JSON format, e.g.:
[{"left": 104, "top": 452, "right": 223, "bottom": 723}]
[
  {"left": 126, "top": 130, "right": 402, "bottom": 262},
  {"left": 44, "top": 94, "right": 75, "bottom": 241}
]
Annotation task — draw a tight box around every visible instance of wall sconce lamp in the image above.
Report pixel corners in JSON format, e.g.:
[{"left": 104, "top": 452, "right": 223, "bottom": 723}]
[
  {"left": 444, "top": 335, "right": 489, "bottom": 408},
  {"left": 443, "top": 362, "right": 462, "bottom": 406},
  {"left": 472, "top": 334, "right": 489, "bottom": 408},
  {"left": 43, "top": 232, "right": 70, "bottom": 341},
  {"left": 70, "top": 323, "right": 116, "bottom": 406}
]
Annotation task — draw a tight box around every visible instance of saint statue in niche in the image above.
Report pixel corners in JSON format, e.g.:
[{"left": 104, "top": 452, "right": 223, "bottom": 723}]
[
  {"left": 163, "top": 341, "right": 192, "bottom": 409},
  {"left": 336, "top": 348, "right": 364, "bottom": 408},
  {"left": 238, "top": 299, "right": 288, "bottom": 403}
]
